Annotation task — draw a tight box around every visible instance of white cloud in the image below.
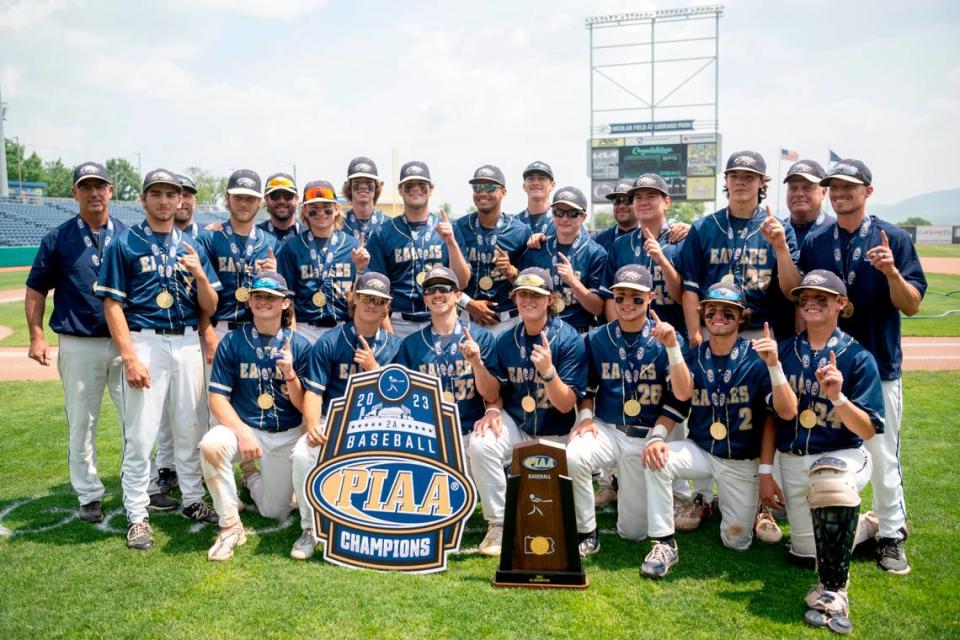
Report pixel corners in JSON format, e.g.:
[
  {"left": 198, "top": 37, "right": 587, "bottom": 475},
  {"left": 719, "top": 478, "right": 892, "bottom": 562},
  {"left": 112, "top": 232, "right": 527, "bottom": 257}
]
[
  {"left": 1, "top": 66, "right": 21, "bottom": 96},
  {"left": 0, "top": 0, "right": 71, "bottom": 30},
  {"left": 180, "top": 0, "right": 328, "bottom": 19}
]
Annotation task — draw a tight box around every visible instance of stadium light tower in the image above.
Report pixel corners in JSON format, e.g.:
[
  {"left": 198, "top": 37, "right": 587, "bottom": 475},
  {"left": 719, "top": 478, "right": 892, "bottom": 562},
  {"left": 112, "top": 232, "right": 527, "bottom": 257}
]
[{"left": 0, "top": 83, "right": 9, "bottom": 198}]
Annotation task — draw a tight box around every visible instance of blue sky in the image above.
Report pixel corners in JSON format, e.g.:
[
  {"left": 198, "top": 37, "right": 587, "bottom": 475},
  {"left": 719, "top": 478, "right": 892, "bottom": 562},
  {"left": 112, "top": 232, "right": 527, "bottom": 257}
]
[{"left": 1, "top": 0, "right": 958, "bottom": 215}]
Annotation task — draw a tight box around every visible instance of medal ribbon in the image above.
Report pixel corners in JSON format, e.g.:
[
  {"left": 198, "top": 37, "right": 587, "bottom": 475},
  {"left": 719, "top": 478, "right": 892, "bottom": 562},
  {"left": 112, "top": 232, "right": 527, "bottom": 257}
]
[
  {"left": 613, "top": 320, "right": 656, "bottom": 420},
  {"left": 629, "top": 223, "right": 670, "bottom": 271},
  {"left": 346, "top": 209, "right": 381, "bottom": 239},
  {"left": 141, "top": 221, "right": 183, "bottom": 317},
  {"left": 396, "top": 213, "right": 438, "bottom": 290},
  {"left": 430, "top": 321, "right": 463, "bottom": 397},
  {"left": 548, "top": 227, "right": 588, "bottom": 293},
  {"left": 697, "top": 337, "right": 748, "bottom": 434},
  {"left": 78, "top": 216, "right": 115, "bottom": 268},
  {"left": 513, "top": 318, "right": 555, "bottom": 424},
  {"left": 308, "top": 230, "right": 339, "bottom": 315},
  {"left": 250, "top": 326, "right": 287, "bottom": 416},
  {"left": 831, "top": 215, "right": 872, "bottom": 291},
  {"left": 223, "top": 221, "right": 260, "bottom": 291},
  {"left": 793, "top": 328, "right": 852, "bottom": 447},
  {"left": 470, "top": 213, "right": 506, "bottom": 296},
  {"left": 720, "top": 207, "right": 764, "bottom": 285}
]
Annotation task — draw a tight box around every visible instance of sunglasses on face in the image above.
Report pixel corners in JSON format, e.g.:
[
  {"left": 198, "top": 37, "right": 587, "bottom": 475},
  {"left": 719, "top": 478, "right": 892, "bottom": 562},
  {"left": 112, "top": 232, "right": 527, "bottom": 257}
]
[
  {"left": 268, "top": 191, "right": 296, "bottom": 201},
  {"left": 401, "top": 181, "right": 430, "bottom": 194},
  {"left": 306, "top": 208, "right": 335, "bottom": 217},
  {"left": 614, "top": 295, "right": 646, "bottom": 305},
  {"left": 551, "top": 207, "right": 583, "bottom": 219},
  {"left": 304, "top": 185, "right": 336, "bottom": 201},
  {"left": 704, "top": 308, "right": 737, "bottom": 321},
  {"left": 798, "top": 294, "right": 834, "bottom": 308},
  {"left": 472, "top": 183, "right": 501, "bottom": 194},
  {"left": 612, "top": 197, "right": 631, "bottom": 207},
  {"left": 425, "top": 284, "right": 457, "bottom": 295},
  {"left": 357, "top": 294, "right": 389, "bottom": 306}
]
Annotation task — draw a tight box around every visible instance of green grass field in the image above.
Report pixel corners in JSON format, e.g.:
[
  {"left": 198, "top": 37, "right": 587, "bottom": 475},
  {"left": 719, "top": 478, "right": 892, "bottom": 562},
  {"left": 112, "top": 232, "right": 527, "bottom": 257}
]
[
  {"left": 915, "top": 244, "right": 960, "bottom": 258},
  {"left": 901, "top": 273, "right": 960, "bottom": 337},
  {"left": 0, "top": 269, "right": 29, "bottom": 291},
  {"left": 1, "top": 375, "right": 958, "bottom": 639}
]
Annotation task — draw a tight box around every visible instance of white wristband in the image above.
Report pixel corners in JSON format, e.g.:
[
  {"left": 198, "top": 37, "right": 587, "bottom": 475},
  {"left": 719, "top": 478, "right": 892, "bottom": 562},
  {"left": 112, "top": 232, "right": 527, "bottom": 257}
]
[
  {"left": 652, "top": 424, "right": 669, "bottom": 440},
  {"left": 768, "top": 363, "right": 787, "bottom": 386},
  {"left": 457, "top": 293, "right": 474, "bottom": 309},
  {"left": 666, "top": 344, "right": 684, "bottom": 367},
  {"left": 484, "top": 407, "right": 501, "bottom": 415},
  {"left": 758, "top": 464, "right": 774, "bottom": 475},
  {"left": 577, "top": 408, "right": 594, "bottom": 424},
  {"left": 831, "top": 393, "right": 848, "bottom": 407}
]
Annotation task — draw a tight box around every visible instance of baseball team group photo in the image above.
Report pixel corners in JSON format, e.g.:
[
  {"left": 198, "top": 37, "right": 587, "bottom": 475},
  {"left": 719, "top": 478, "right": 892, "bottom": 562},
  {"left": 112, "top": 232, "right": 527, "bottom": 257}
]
[{"left": 1, "top": 2, "right": 958, "bottom": 639}]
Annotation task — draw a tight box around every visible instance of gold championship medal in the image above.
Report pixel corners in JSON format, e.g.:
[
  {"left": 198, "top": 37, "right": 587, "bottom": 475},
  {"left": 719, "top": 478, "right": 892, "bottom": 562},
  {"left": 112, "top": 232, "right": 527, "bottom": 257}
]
[
  {"left": 156, "top": 290, "right": 174, "bottom": 309},
  {"left": 478, "top": 275, "right": 494, "bottom": 291},
  {"left": 799, "top": 409, "right": 818, "bottom": 429},
  {"left": 257, "top": 393, "right": 274, "bottom": 410},
  {"left": 720, "top": 273, "right": 736, "bottom": 285},
  {"left": 709, "top": 421, "right": 728, "bottom": 440},
  {"left": 416, "top": 271, "right": 427, "bottom": 287},
  {"left": 312, "top": 291, "right": 327, "bottom": 308},
  {"left": 623, "top": 398, "right": 642, "bottom": 417},
  {"left": 235, "top": 286, "right": 251, "bottom": 302},
  {"left": 443, "top": 390, "right": 456, "bottom": 404},
  {"left": 521, "top": 395, "right": 537, "bottom": 413}
]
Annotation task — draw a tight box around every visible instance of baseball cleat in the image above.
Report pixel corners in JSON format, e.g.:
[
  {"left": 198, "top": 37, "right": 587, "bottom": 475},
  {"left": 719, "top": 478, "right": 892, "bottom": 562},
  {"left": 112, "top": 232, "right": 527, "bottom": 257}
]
[
  {"left": 578, "top": 529, "right": 600, "bottom": 558},
  {"left": 148, "top": 492, "right": 180, "bottom": 512},
  {"left": 290, "top": 529, "right": 319, "bottom": 560},
  {"left": 208, "top": 525, "right": 247, "bottom": 561},
  {"left": 804, "top": 589, "right": 852, "bottom": 634},
  {"left": 594, "top": 486, "right": 618, "bottom": 508},
  {"left": 78, "top": 500, "right": 104, "bottom": 523},
  {"left": 182, "top": 501, "right": 219, "bottom": 525},
  {"left": 674, "top": 494, "right": 711, "bottom": 531},
  {"left": 754, "top": 506, "right": 783, "bottom": 544},
  {"left": 877, "top": 536, "right": 911, "bottom": 574},
  {"left": 478, "top": 523, "right": 504, "bottom": 557},
  {"left": 641, "top": 540, "right": 678, "bottom": 579},
  {"left": 157, "top": 467, "right": 179, "bottom": 494},
  {"left": 126, "top": 520, "right": 154, "bottom": 550}
]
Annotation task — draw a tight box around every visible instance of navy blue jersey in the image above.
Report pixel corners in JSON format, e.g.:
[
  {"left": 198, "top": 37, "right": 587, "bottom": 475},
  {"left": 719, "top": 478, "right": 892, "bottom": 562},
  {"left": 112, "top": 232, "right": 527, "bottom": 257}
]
[
  {"left": 257, "top": 219, "right": 303, "bottom": 245},
  {"left": 776, "top": 329, "right": 884, "bottom": 455},
  {"left": 521, "top": 228, "right": 607, "bottom": 332},
  {"left": 395, "top": 321, "right": 497, "bottom": 433},
  {"left": 276, "top": 230, "right": 358, "bottom": 324},
  {"left": 679, "top": 207, "right": 799, "bottom": 330},
  {"left": 517, "top": 208, "right": 556, "bottom": 236},
  {"left": 799, "top": 215, "right": 926, "bottom": 380},
  {"left": 96, "top": 221, "right": 222, "bottom": 330},
  {"left": 27, "top": 215, "right": 128, "bottom": 337},
  {"left": 592, "top": 224, "right": 634, "bottom": 254},
  {"left": 209, "top": 325, "right": 312, "bottom": 432},
  {"left": 303, "top": 322, "right": 402, "bottom": 414},
  {"left": 455, "top": 212, "right": 531, "bottom": 314},
  {"left": 178, "top": 221, "right": 201, "bottom": 240},
  {"left": 601, "top": 224, "right": 686, "bottom": 335},
  {"left": 196, "top": 223, "right": 279, "bottom": 323},
  {"left": 686, "top": 338, "right": 772, "bottom": 460},
  {"left": 787, "top": 211, "right": 834, "bottom": 248},
  {"left": 343, "top": 208, "right": 385, "bottom": 241},
  {"left": 490, "top": 317, "right": 587, "bottom": 437},
  {"left": 366, "top": 213, "right": 465, "bottom": 318},
  {"left": 584, "top": 319, "right": 688, "bottom": 428}
]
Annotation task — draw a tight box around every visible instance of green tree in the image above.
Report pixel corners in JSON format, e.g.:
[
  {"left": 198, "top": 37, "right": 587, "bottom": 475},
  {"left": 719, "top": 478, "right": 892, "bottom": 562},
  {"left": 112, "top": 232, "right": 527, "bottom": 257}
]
[
  {"left": 42, "top": 158, "right": 74, "bottom": 198},
  {"left": 184, "top": 166, "right": 227, "bottom": 205},
  {"left": 106, "top": 158, "right": 141, "bottom": 201},
  {"left": 590, "top": 208, "right": 615, "bottom": 232},
  {"left": 667, "top": 200, "right": 705, "bottom": 224},
  {"left": 900, "top": 216, "right": 931, "bottom": 227},
  {"left": 5, "top": 139, "right": 44, "bottom": 184}
]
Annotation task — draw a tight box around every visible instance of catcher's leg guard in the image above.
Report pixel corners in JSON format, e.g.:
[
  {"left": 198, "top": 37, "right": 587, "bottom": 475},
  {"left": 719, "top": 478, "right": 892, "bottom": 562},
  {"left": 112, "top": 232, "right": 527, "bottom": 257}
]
[{"left": 808, "top": 456, "right": 860, "bottom": 592}]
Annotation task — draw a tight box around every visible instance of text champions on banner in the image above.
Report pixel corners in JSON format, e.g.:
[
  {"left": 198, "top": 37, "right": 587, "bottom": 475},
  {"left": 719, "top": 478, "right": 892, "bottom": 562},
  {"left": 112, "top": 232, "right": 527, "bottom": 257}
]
[{"left": 305, "top": 365, "right": 477, "bottom": 573}]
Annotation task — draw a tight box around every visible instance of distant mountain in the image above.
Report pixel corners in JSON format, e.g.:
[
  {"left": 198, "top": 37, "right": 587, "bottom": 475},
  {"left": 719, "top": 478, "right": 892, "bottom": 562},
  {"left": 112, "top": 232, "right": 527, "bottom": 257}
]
[{"left": 869, "top": 189, "right": 960, "bottom": 225}]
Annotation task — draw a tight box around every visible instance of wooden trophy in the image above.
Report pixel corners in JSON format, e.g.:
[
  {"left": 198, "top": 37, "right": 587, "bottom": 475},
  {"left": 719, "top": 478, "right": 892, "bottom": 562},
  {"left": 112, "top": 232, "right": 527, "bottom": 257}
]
[{"left": 493, "top": 439, "right": 588, "bottom": 589}]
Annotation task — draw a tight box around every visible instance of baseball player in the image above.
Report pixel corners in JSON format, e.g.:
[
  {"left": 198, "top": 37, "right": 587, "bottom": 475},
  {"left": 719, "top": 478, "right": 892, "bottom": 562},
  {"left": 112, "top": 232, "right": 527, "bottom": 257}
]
[
  {"left": 395, "top": 266, "right": 499, "bottom": 443},
  {"left": 592, "top": 180, "right": 636, "bottom": 253},
  {"left": 516, "top": 161, "right": 557, "bottom": 242},
  {"left": 257, "top": 173, "right": 302, "bottom": 243},
  {"left": 761, "top": 270, "right": 884, "bottom": 633},
  {"left": 25, "top": 161, "right": 127, "bottom": 523},
  {"left": 289, "top": 272, "right": 402, "bottom": 559},
  {"left": 96, "top": 168, "right": 223, "bottom": 550},
  {"left": 173, "top": 174, "right": 200, "bottom": 238},
  {"left": 341, "top": 156, "right": 386, "bottom": 241},
  {"left": 640, "top": 283, "right": 797, "bottom": 578},
  {"left": 276, "top": 180, "right": 362, "bottom": 344},
  {"left": 197, "top": 169, "right": 278, "bottom": 343},
  {"left": 366, "top": 161, "right": 470, "bottom": 339},
  {"left": 469, "top": 267, "right": 587, "bottom": 556},
  {"left": 521, "top": 186, "right": 607, "bottom": 334},
  {"left": 567, "top": 265, "right": 693, "bottom": 555},
  {"left": 454, "top": 164, "right": 531, "bottom": 335},
  {"left": 199, "top": 271, "right": 312, "bottom": 560},
  {"left": 787, "top": 159, "right": 926, "bottom": 574}
]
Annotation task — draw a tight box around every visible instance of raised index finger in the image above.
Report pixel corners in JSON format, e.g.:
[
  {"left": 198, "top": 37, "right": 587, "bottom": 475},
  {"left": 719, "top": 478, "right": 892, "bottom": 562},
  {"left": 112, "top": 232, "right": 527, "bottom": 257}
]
[
  {"left": 541, "top": 331, "right": 550, "bottom": 348},
  {"left": 358, "top": 335, "right": 371, "bottom": 350},
  {"left": 649, "top": 309, "right": 661, "bottom": 324},
  {"left": 763, "top": 321, "right": 771, "bottom": 339},
  {"left": 183, "top": 241, "right": 197, "bottom": 254},
  {"left": 880, "top": 229, "right": 890, "bottom": 248},
  {"left": 829, "top": 350, "right": 837, "bottom": 367},
  {"left": 359, "top": 232, "right": 365, "bottom": 247}
]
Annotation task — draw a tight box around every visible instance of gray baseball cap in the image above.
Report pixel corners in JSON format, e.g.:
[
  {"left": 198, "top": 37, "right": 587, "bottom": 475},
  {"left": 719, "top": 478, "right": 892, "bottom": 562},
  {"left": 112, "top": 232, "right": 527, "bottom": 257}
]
[
  {"left": 522, "top": 161, "right": 554, "bottom": 180},
  {"left": 725, "top": 150, "right": 767, "bottom": 176},
  {"left": 551, "top": 186, "right": 588, "bottom": 211},
  {"left": 226, "top": 169, "right": 263, "bottom": 198},
  {"left": 605, "top": 180, "right": 634, "bottom": 201},
  {"left": 469, "top": 164, "right": 506, "bottom": 187},
  {"left": 612, "top": 265, "right": 653, "bottom": 293},
  {"left": 347, "top": 157, "right": 380, "bottom": 181},
  {"left": 783, "top": 160, "right": 826, "bottom": 184},
  {"left": 73, "top": 162, "right": 112, "bottom": 187},
  {"left": 422, "top": 266, "right": 459, "bottom": 290},
  {"left": 821, "top": 159, "right": 872, "bottom": 187},
  {"left": 399, "top": 161, "right": 432, "bottom": 185},
  {"left": 142, "top": 169, "right": 183, "bottom": 192},
  {"left": 627, "top": 173, "right": 670, "bottom": 199},
  {"left": 354, "top": 271, "right": 393, "bottom": 299}
]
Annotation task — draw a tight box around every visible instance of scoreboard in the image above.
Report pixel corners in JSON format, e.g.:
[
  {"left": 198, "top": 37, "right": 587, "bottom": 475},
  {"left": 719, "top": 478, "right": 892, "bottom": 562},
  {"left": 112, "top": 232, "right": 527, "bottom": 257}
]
[{"left": 589, "top": 133, "right": 721, "bottom": 203}]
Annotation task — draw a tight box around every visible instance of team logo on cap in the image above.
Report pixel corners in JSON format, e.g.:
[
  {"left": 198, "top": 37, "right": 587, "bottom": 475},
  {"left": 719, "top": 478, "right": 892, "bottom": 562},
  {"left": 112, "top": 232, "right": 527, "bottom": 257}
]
[
  {"left": 152, "top": 171, "right": 173, "bottom": 180},
  {"left": 368, "top": 278, "right": 386, "bottom": 290},
  {"left": 237, "top": 177, "right": 256, "bottom": 187},
  {"left": 733, "top": 155, "right": 757, "bottom": 167},
  {"left": 615, "top": 182, "right": 630, "bottom": 192},
  {"left": 406, "top": 165, "right": 424, "bottom": 176},
  {"left": 834, "top": 163, "right": 855, "bottom": 174},
  {"left": 516, "top": 273, "right": 547, "bottom": 288},
  {"left": 805, "top": 273, "right": 827, "bottom": 285},
  {"left": 793, "top": 163, "right": 812, "bottom": 173},
  {"left": 638, "top": 176, "right": 655, "bottom": 185},
  {"left": 79, "top": 165, "right": 100, "bottom": 175},
  {"left": 619, "top": 270, "right": 643, "bottom": 282},
  {"left": 477, "top": 167, "right": 495, "bottom": 177},
  {"left": 556, "top": 190, "right": 576, "bottom": 200},
  {"left": 354, "top": 162, "right": 373, "bottom": 173}
]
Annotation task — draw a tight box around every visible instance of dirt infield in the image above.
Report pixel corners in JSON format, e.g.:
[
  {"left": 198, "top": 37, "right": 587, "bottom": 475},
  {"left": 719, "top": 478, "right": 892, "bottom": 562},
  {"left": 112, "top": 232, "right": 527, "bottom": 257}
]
[{"left": 921, "top": 257, "right": 960, "bottom": 275}]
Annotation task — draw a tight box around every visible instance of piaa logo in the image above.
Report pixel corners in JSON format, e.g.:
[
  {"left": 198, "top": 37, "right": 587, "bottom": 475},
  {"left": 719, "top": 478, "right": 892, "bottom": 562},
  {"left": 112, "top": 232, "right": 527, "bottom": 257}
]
[{"left": 521, "top": 454, "right": 558, "bottom": 472}]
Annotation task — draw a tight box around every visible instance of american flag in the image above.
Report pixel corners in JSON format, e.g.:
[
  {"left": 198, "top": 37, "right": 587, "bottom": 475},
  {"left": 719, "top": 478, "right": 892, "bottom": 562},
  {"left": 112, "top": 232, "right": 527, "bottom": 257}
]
[{"left": 780, "top": 148, "right": 799, "bottom": 161}]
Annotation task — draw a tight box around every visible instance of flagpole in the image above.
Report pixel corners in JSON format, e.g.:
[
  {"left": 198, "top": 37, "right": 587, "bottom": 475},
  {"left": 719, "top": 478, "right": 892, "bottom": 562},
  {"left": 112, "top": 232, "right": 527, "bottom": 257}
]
[{"left": 775, "top": 147, "right": 783, "bottom": 217}]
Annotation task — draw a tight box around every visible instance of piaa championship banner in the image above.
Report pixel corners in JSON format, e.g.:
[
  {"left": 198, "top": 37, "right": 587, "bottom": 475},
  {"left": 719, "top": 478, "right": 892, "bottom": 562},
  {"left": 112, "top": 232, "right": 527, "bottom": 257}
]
[{"left": 305, "top": 365, "right": 477, "bottom": 573}]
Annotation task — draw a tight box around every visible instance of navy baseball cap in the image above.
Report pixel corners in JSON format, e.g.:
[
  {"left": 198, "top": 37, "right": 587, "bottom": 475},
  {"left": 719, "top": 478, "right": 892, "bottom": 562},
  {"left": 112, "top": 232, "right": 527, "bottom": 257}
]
[
  {"left": 142, "top": 169, "right": 183, "bottom": 192},
  {"left": 226, "top": 169, "right": 263, "bottom": 198},
  {"left": 354, "top": 271, "right": 392, "bottom": 299},
  {"left": 177, "top": 174, "right": 198, "bottom": 194},
  {"left": 302, "top": 180, "right": 338, "bottom": 204},
  {"left": 511, "top": 267, "right": 553, "bottom": 296},
  {"left": 469, "top": 164, "right": 506, "bottom": 187},
  {"left": 605, "top": 180, "right": 634, "bottom": 201},
  {"left": 422, "top": 266, "right": 459, "bottom": 290},
  {"left": 552, "top": 186, "right": 588, "bottom": 211},
  {"left": 347, "top": 157, "right": 380, "bottom": 181},
  {"left": 783, "top": 160, "right": 826, "bottom": 184},
  {"left": 791, "top": 269, "right": 847, "bottom": 298},
  {"left": 700, "top": 282, "right": 747, "bottom": 310},
  {"left": 264, "top": 173, "right": 297, "bottom": 195},
  {"left": 523, "top": 161, "right": 554, "bottom": 180},
  {"left": 821, "top": 159, "right": 872, "bottom": 187},
  {"left": 725, "top": 150, "right": 767, "bottom": 176},
  {"left": 399, "top": 161, "right": 432, "bottom": 185},
  {"left": 612, "top": 265, "right": 653, "bottom": 293},
  {"left": 250, "top": 271, "right": 290, "bottom": 298},
  {"left": 73, "top": 162, "right": 112, "bottom": 186},
  {"left": 627, "top": 173, "right": 670, "bottom": 199}
]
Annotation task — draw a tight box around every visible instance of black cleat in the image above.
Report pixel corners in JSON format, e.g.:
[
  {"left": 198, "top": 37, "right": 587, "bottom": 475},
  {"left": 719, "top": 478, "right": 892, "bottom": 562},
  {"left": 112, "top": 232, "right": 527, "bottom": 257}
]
[
  {"left": 182, "top": 501, "right": 219, "bottom": 525},
  {"left": 78, "top": 500, "right": 104, "bottom": 523},
  {"left": 148, "top": 492, "right": 180, "bottom": 512},
  {"left": 157, "top": 467, "right": 179, "bottom": 494}
]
